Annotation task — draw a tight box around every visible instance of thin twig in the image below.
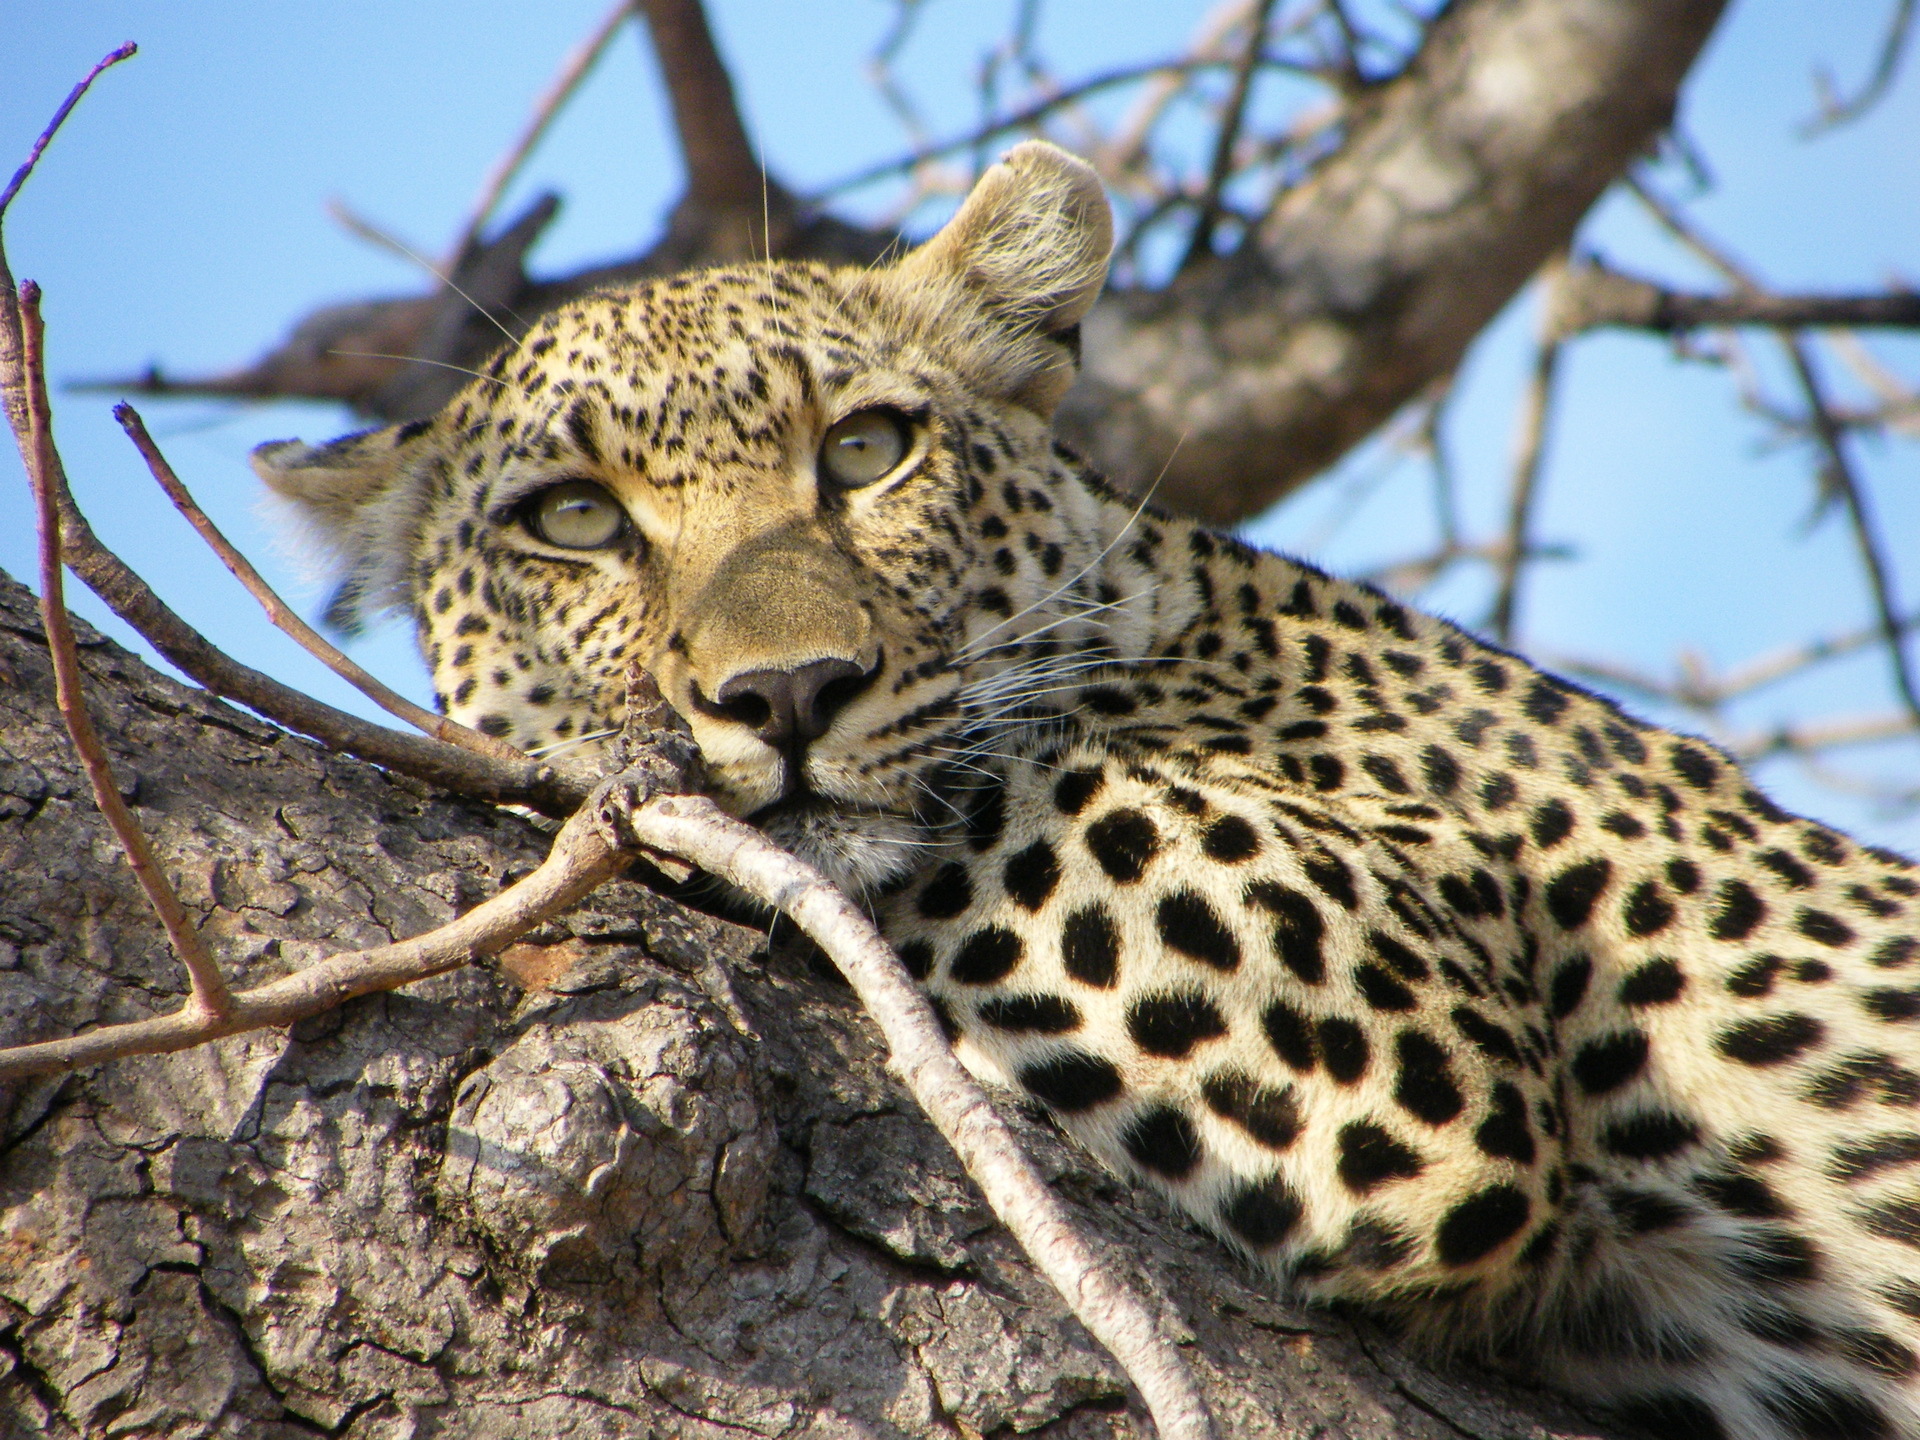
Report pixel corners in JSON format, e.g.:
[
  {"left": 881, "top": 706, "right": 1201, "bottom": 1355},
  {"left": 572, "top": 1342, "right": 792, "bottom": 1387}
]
[
  {"left": 114, "top": 403, "right": 529, "bottom": 766},
  {"left": 0, "top": 804, "right": 624, "bottom": 1082},
  {"left": 1803, "top": 0, "right": 1916, "bottom": 136},
  {"left": 15, "top": 283, "right": 232, "bottom": 1020},
  {"left": 0, "top": 43, "right": 137, "bottom": 219},
  {"left": 1182, "top": 0, "right": 1279, "bottom": 269},
  {"left": 1489, "top": 256, "right": 1568, "bottom": 643},
  {"left": 448, "top": 0, "right": 636, "bottom": 265}
]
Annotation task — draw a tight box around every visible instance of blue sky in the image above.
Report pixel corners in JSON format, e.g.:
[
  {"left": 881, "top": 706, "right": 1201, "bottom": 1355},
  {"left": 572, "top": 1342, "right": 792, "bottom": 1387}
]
[{"left": 4, "top": 1, "right": 1917, "bottom": 851}]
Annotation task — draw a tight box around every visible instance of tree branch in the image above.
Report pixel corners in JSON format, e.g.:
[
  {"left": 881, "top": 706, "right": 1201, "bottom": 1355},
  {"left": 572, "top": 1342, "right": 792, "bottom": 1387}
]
[
  {"left": 1058, "top": 0, "right": 1730, "bottom": 523},
  {"left": 1552, "top": 257, "right": 1920, "bottom": 334}
]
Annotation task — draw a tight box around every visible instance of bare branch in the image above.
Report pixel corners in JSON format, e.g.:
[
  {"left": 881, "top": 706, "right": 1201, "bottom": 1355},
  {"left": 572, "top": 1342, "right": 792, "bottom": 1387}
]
[
  {"left": 0, "top": 42, "right": 136, "bottom": 219},
  {"left": 1731, "top": 712, "right": 1919, "bottom": 765},
  {"left": 1181, "top": 0, "right": 1280, "bottom": 270},
  {"left": 14, "top": 282, "right": 232, "bottom": 1022},
  {"left": 1802, "top": 0, "right": 1916, "bottom": 136},
  {"left": 1060, "top": 0, "right": 1732, "bottom": 522},
  {"left": 1552, "top": 258, "right": 1920, "bottom": 334},
  {"left": 637, "top": 0, "right": 775, "bottom": 215},
  {"left": 449, "top": 0, "right": 637, "bottom": 266},
  {"left": 114, "top": 403, "right": 529, "bottom": 767},
  {"left": 1489, "top": 259, "right": 1568, "bottom": 643},
  {"left": 0, "top": 802, "right": 625, "bottom": 1082}
]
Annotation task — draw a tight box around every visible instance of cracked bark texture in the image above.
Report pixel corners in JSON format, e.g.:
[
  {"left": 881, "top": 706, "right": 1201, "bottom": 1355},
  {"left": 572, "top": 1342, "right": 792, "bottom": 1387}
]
[{"left": 0, "top": 564, "right": 1623, "bottom": 1437}]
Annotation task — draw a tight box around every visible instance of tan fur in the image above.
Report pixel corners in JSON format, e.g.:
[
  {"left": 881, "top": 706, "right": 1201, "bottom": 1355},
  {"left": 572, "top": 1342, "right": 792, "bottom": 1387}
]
[{"left": 258, "top": 143, "right": 1920, "bottom": 1440}]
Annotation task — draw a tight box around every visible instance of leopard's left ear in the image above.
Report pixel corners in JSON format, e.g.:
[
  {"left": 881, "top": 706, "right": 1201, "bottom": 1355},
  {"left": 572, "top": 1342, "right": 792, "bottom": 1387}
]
[
  {"left": 895, "top": 140, "right": 1113, "bottom": 341},
  {"left": 251, "top": 419, "right": 434, "bottom": 633}
]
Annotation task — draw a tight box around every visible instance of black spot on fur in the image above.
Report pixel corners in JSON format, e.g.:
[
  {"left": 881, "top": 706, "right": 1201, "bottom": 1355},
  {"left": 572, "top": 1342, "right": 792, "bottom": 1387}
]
[
  {"left": 1452, "top": 1007, "right": 1521, "bottom": 1065},
  {"left": 1246, "top": 882, "right": 1326, "bottom": 984},
  {"left": 1369, "top": 930, "right": 1428, "bottom": 981},
  {"left": 1355, "top": 964, "right": 1417, "bottom": 1011},
  {"left": 1695, "top": 1169, "right": 1789, "bottom": 1218},
  {"left": 1054, "top": 768, "right": 1104, "bottom": 815},
  {"left": 1828, "top": 1133, "right": 1920, "bottom": 1182},
  {"left": 1156, "top": 890, "right": 1241, "bottom": 970},
  {"left": 1530, "top": 798, "right": 1574, "bottom": 849},
  {"left": 1002, "top": 840, "right": 1061, "bottom": 911},
  {"left": 1435, "top": 1185, "right": 1530, "bottom": 1266},
  {"left": 1549, "top": 955, "right": 1593, "bottom": 1018},
  {"left": 1394, "top": 1031, "right": 1464, "bottom": 1125},
  {"left": 1220, "top": 1175, "right": 1305, "bottom": 1247},
  {"left": 949, "top": 927, "right": 1023, "bottom": 985},
  {"left": 1319, "top": 1018, "right": 1370, "bottom": 1083},
  {"left": 916, "top": 862, "right": 973, "bottom": 919},
  {"left": 1302, "top": 852, "right": 1358, "bottom": 908},
  {"left": 1201, "top": 813, "right": 1261, "bottom": 862},
  {"left": 1797, "top": 908, "right": 1855, "bottom": 948},
  {"left": 1711, "top": 879, "right": 1767, "bottom": 940},
  {"left": 1337, "top": 1122, "right": 1424, "bottom": 1194},
  {"left": 1061, "top": 905, "right": 1121, "bottom": 988},
  {"left": 977, "top": 994, "right": 1081, "bottom": 1034},
  {"left": 1085, "top": 808, "right": 1160, "bottom": 882},
  {"left": 1866, "top": 987, "right": 1920, "bottom": 1021},
  {"left": 1670, "top": 743, "right": 1720, "bottom": 790},
  {"left": 1019, "top": 1051, "right": 1122, "bottom": 1112},
  {"left": 1123, "top": 1104, "right": 1203, "bottom": 1179},
  {"left": 1127, "top": 990, "right": 1228, "bottom": 1058},
  {"left": 1861, "top": 1197, "right": 1920, "bottom": 1249},
  {"left": 1262, "top": 1001, "right": 1317, "bottom": 1072},
  {"left": 1623, "top": 880, "right": 1675, "bottom": 936},
  {"left": 1201, "top": 1071, "right": 1303, "bottom": 1151},
  {"left": 1603, "top": 1110, "right": 1700, "bottom": 1160},
  {"left": 1717, "top": 1013, "right": 1825, "bottom": 1066},
  {"left": 1523, "top": 680, "right": 1570, "bottom": 725},
  {"left": 1619, "top": 957, "right": 1686, "bottom": 1007},
  {"left": 1573, "top": 1030, "right": 1651, "bottom": 1094},
  {"left": 1474, "top": 1083, "right": 1535, "bottom": 1164},
  {"left": 1611, "top": 1394, "right": 1729, "bottom": 1440},
  {"left": 1545, "top": 858, "right": 1611, "bottom": 930}
]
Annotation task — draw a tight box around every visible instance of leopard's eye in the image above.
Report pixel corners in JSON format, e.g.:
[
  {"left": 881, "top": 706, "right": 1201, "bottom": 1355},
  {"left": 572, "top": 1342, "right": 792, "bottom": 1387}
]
[
  {"left": 525, "top": 480, "right": 626, "bottom": 549},
  {"left": 819, "top": 409, "right": 909, "bottom": 489}
]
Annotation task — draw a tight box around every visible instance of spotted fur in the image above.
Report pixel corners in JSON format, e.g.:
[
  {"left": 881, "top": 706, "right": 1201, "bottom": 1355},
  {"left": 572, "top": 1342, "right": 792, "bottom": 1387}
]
[{"left": 258, "top": 143, "right": 1920, "bottom": 1440}]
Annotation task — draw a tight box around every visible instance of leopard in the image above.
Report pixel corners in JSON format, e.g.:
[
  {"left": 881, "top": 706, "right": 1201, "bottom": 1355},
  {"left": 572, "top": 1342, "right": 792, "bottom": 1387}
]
[{"left": 255, "top": 141, "right": 1920, "bottom": 1440}]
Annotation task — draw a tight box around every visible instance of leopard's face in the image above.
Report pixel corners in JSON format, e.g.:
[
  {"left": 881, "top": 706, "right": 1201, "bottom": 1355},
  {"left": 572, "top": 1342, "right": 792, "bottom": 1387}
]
[{"left": 255, "top": 144, "right": 1114, "bottom": 896}]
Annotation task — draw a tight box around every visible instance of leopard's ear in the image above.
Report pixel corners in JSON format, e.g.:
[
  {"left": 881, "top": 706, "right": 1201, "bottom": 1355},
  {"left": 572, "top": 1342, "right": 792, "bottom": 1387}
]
[
  {"left": 251, "top": 420, "right": 433, "bottom": 633},
  {"left": 895, "top": 140, "right": 1112, "bottom": 339}
]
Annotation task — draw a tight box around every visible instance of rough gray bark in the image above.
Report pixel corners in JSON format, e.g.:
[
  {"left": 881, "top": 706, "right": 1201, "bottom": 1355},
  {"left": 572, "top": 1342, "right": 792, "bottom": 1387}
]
[
  {"left": 0, "top": 569, "right": 1625, "bottom": 1437},
  {"left": 117, "top": 0, "right": 1729, "bottom": 526}
]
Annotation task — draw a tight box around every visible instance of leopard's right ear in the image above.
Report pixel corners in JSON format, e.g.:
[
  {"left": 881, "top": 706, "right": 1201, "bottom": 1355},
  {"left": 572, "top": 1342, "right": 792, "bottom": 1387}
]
[{"left": 251, "top": 420, "right": 433, "bottom": 633}]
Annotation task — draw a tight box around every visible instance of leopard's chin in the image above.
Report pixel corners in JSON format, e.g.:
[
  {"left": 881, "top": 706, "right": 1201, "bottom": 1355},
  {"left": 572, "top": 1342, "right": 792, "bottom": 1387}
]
[{"left": 752, "top": 796, "right": 934, "bottom": 900}]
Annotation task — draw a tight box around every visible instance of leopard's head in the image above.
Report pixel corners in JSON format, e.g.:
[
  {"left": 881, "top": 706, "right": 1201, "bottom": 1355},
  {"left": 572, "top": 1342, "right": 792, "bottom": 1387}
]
[{"left": 255, "top": 141, "right": 1115, "bottom": 896}]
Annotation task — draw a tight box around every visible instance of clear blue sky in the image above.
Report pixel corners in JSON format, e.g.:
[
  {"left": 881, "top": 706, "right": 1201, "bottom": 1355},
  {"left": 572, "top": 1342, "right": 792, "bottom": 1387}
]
[{"left": 4, "top": 1, "right": 1917, "bottom": 852}]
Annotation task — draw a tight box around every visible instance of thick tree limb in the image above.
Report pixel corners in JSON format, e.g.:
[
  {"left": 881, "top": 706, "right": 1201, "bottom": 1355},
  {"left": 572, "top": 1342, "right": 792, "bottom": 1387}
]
[{"left": 1057, "top": 0, "right": 1729, "bottom": 522}]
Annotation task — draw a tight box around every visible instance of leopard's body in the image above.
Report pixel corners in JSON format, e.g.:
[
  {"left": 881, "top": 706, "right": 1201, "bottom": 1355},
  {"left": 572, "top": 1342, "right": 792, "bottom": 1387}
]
[{"left": 258, "top": 144, "right": 1920, "bottom": 1440}]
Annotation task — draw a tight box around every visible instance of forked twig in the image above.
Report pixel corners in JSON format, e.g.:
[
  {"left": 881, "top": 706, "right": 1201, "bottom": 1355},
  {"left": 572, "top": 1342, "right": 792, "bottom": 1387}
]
[
  {"left": 1489, "top": 255, "right": 1568, "bottom": 643},
  {"left": 114, "top": 402, "right": 528, "bottom": 766}
]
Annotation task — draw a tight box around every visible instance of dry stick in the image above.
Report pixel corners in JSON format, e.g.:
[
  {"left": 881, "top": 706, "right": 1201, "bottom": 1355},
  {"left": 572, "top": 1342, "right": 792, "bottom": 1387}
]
[
  {"left": 0, "top": 808, "right": 625, "bottom": 1082},
  {"left": 447, "top": 0, "right": 636, "bottom": 265},
  {"left": 626, "top": 794, "right": 1217, "bottom": 1440},
  {"left": 1488, "top": 258, "right": 1568, "bottom": 643},
  {"left": 1803, "top": 0, "right": 1917, "bottom": 136},
  {"left": 15, "top": 285, "right": 231, "bottom": 1021},
  {"left": 1181, "top": 0, "right": 1279, "bottom": 270},
  {"left": 1555, "top": 260, "right": 1920, "bottom": 333},
  {"left": 114, "top": 403, "right": 528, "bottom": 767}
]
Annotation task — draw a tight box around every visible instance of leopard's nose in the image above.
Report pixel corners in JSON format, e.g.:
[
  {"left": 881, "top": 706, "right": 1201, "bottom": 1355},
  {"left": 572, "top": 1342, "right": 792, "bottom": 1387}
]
[{"left": 705, "top": 656, "right": 877, "bottom": 745}]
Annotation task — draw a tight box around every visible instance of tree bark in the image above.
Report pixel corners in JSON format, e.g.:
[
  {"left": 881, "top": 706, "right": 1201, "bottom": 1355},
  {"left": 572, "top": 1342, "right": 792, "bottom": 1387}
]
[
  {"left": 116, "top": 0, "right": 1729, "bottom": 525},
  {"left": 0, "top": 568, "right": 1627, "bottom": 1437}
]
